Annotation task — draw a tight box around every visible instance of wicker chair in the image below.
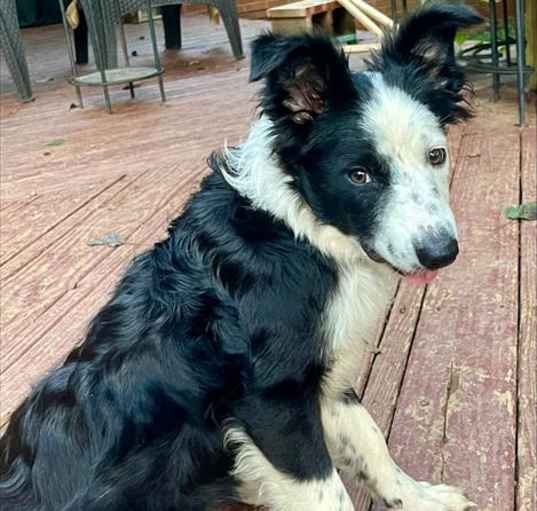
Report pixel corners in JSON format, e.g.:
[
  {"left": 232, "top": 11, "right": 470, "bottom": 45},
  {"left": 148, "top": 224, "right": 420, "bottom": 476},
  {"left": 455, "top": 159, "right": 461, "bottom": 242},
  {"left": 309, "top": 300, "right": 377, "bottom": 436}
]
[
  {"left": 115, "top": 0, "right": 243, "bottom": 59},
  {"left": 0, "top": 0, "right": 32, "bottom": 101},
  {"left": 85, "top": 0, "right": 243, "bottom": 69}
]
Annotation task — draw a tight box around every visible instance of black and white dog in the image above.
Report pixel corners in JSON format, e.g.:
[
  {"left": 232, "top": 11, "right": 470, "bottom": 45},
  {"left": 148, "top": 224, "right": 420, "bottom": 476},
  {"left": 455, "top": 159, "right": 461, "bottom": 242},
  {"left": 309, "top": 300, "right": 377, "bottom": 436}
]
[{"left": 0, "top": 4, "right": 482, "bottom": 511}]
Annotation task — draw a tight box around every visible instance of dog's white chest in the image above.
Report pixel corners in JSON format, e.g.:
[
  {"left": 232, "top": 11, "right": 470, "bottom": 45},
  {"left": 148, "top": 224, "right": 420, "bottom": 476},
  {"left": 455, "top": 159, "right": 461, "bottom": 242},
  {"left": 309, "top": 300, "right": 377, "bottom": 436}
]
[{"left": 323, "top": 263, "right": 395, "bottom": 354}]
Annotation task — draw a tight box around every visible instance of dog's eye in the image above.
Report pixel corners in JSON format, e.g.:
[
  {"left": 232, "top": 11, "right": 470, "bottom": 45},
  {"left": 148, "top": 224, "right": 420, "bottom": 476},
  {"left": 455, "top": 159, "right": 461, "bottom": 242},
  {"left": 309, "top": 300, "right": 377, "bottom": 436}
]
[
  {"left": 428, "top": 148, "right": 447, "bottom": 166},
  {"left": 348, "top": 168, "right": 371, "bottom": 185}
]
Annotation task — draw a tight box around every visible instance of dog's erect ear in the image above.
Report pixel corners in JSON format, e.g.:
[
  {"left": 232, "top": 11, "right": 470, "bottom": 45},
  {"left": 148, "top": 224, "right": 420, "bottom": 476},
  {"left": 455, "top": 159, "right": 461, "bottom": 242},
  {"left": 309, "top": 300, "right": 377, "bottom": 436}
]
[
  {"left": 379, "top": 3, "right": 482, "bottom": 66},
  {"left": 250, "top": 33, "right": 356, "bottom": 124},
  {"left": 369, "top": 4, "right": 482, "bottom": 124}
]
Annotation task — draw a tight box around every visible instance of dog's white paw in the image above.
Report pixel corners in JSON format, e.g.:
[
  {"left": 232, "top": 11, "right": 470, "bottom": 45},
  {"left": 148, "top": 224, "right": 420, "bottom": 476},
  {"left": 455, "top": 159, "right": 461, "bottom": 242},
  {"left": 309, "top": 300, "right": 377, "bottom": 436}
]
[
  {"left": 418, "top": 482, "right": 476, "bottom": 510},
  {"left": 388, "top": 481, "right": 476, "bottom": 511}
]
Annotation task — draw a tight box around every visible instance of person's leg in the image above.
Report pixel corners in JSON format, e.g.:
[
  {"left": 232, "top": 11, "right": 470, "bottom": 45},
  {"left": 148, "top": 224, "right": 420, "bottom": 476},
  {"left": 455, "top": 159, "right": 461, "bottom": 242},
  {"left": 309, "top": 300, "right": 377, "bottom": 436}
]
[
  {"left": 74, "top": 7, "right": 88, "bottom": 65},
  {"left": 63, "top": 0, "right": 88, "bottom": 64},
  {"left": 161, "top": 5, "right": 182, "bottom": 50}
]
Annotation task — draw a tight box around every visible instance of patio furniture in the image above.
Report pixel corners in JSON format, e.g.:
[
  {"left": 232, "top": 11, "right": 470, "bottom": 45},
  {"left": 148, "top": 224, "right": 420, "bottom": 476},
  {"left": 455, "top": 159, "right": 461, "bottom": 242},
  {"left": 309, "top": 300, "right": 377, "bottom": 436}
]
[
  {"left": 101, "top": 0, "right": 243, "bottom": 68},
  {"left": 0, "top": 0, "right": 32, "bottom": 101},
  {"left": 526, "top": 0, "right": 535, "bottom": 90},
  {"left": 267, "top": 0, "right": 390, "bottom": 55},
  {"left": 59, "top": 0, "right": 165, "bottom": 112},
  {"left": 69, "top": 4, "right": 182, "bottom": 65},
  {"left": 267, "top": 0, "right": 356, "bottom": 38},
  {"left": 458, "top": 0, "right": 533, "bottom": 126}
]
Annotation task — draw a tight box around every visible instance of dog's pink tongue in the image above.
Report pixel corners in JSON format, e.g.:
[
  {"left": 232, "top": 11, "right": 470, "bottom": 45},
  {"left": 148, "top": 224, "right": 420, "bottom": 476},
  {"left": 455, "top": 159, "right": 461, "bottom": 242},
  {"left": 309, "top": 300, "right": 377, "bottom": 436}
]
[{"left": 406, "top": 270, "right": 438, "bottom": 285}]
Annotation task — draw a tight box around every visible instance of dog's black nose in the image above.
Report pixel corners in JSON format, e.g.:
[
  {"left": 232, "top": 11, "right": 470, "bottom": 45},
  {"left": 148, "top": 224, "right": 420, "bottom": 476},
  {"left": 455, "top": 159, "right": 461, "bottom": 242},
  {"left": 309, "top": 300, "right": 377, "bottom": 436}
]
[{"left": 415, "top": 233, "right": 459, "bottom": 270}]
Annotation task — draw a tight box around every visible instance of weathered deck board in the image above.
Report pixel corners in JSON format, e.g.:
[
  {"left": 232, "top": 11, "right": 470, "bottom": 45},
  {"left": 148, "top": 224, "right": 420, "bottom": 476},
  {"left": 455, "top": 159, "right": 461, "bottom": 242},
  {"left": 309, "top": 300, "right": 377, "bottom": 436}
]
[
  {"left": 0, "top": 167, "right": 206, "bottom": 425},
  {"left": 0, "top": 177, "right": 127, "bottom": 271},
  {"left": 0, "top": 76, "right": 252, "bottom": 202},
  {"left": 387, "top": 131, "right": 521, "bottom": 511},
  {"left": 517, "top": 127, "right": 537, "bottom": 511},
  {"left": 0, "top": 161, "right": 207, "bottom": 371},
  {"left": 349, "top": 125, "right": 469, "bottom": 510},
  {"left": 1, "top": 15, "right": 536, "bottom": 511}
]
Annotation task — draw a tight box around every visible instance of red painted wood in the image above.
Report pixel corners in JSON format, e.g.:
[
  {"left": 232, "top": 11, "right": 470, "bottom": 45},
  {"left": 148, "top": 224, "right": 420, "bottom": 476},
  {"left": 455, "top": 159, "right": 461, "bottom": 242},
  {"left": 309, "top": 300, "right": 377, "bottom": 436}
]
[
  {"left": 349, "top": 126, "right": 468, "bottom": 510},
  {"left": 0, "top": 163, "right": 200, "bottom": 353},
  {"left": 1, "top": 17, "right": 536, "bottom": 511},
  {"left": 0, "top": 169, "right": 206, "bottom": 424},
  {"left": 0, "top": 178, "right": 128, "bottom": 275},
  {"left": 516, "top": 127, "right": 537, "bottom": 511},
  {"left": 387, "top": 131, "right": 521, "bottom": 511}
]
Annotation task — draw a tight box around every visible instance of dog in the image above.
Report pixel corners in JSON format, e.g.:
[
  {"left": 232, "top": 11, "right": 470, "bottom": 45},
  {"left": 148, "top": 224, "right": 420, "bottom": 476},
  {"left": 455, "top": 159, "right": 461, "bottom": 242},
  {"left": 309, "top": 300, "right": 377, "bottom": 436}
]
[{"left": 0, "top": 4, "right": 482, "bottom": 510}]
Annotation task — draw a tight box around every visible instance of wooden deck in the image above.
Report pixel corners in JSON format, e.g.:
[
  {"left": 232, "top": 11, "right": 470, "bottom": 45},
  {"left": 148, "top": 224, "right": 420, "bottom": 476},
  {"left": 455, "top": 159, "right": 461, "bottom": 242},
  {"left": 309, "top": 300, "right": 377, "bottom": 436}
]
[{"left": 1, "top": 15, "right": 536, "bottom": 511}]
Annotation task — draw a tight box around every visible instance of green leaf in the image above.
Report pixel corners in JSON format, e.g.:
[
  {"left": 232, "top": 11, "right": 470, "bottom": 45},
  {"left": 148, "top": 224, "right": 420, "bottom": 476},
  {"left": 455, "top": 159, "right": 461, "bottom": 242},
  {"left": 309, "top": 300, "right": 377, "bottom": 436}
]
[
  {"left": 46, "top": 139, "right": 66, "bottom": 147},
  {"left": 504, "top": 202, "right": 537, "bottom": 220}
]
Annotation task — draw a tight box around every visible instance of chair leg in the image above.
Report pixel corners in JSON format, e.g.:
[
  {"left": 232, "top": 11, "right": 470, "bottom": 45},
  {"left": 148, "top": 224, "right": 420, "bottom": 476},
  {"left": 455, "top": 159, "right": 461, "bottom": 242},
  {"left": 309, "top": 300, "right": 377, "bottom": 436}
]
[
  {"left": 119, "top": 19, "right": 130, "bottom": 66},
  {"left": 103, "top": 85, "right": 112, "bottom": 113},
  {"left": 489, "top": 0, "right": 501, "bottom": 101},
  {"left": 146, "top": 1, "right": 167, "bottom": 103},
  {"left": 74, "top": 8, "right": 89, "bottom": 64},
  {"left": 216, "top": 2, "right": 244, "bottom": 59},
  {"left": 0, "top": 8, "right": 33, "bottom": 101},
  {"left": 157, "top": 75, "right": 166, "bottom": 103},
  {"left": 76, "top": 85, "right": 84, "bottom": 107}
]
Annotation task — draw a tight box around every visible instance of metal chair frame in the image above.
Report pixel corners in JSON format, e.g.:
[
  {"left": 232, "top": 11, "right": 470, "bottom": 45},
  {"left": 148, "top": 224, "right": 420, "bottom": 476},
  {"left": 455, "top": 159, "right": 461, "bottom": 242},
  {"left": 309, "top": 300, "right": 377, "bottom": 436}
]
[
  {"left": 458, "top": 0, "right": 533, "bottom": 126},
  {"left": 0, "top": 0, "right": 32, "bottom": 101},
  {"left": 59, "top": 0, "right": 165, "bottom": 113}
]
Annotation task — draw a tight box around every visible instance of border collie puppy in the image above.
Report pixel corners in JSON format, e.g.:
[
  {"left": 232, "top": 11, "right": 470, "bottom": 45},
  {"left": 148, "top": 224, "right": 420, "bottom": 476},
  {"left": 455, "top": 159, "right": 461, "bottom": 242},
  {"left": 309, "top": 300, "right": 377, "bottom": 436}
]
[{"left": 1, "top": 4, "right": 481, "bottom": 511}]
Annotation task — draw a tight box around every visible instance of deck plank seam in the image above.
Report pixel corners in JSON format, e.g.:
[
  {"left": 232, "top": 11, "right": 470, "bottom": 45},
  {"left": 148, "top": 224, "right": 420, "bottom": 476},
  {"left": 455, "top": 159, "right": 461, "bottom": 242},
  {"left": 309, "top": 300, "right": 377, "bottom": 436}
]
[
  {"left": 0, "top": 174, "right": 128, "bottom": 275},
  {"left": 2, "top": 168, "right": 207, "bottom": 373},
  {"left": 513, "top": 128, "right": 522, "bottom": 511},
  {"left": 358, "top": 280, "right": 402, "bottom": 399}
]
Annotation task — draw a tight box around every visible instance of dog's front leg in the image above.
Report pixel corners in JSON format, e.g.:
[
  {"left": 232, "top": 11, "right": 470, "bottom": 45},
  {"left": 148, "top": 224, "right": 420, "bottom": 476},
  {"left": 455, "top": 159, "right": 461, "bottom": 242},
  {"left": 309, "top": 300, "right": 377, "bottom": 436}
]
[
  {"left": 226, "top": 395, "right": 355, "bottom": 511},
  {"left": 321, "top": 389, "right": 476, "bottom": 511}
]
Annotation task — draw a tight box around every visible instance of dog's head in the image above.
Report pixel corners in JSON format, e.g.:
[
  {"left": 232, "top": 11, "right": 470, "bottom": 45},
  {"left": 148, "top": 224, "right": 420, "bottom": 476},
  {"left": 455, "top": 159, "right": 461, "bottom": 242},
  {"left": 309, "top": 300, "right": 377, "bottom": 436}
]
[{"left": 248, "top": 4, "right": 481, "bottom": 281}]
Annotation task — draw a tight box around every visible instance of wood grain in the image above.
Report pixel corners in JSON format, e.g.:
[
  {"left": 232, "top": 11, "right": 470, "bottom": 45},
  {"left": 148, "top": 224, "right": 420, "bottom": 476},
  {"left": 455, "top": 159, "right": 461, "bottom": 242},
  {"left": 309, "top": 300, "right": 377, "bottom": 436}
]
[
  {"left": 0, "top": 177, "right": 128, "bottom": 272},
  {"left": 0, "top": 16, "right": 536, "bottom": 510},
  {"left": 387, "top": 131, "right": 521, "bottom": 511},
  {"left": 267, "top": 0, "right": 340, "bottom": 18},
  {"left": 0, "top": 168, "right": 206, "bottom": 424},
  {"left": 0, "top": 163, "right": 207, "bottom": 372},
  {"left": 516, "top": 127, "right": 537, "bottom": 511},
  {"left": 349, "top": 126, "right": 468, "bottom": 511}
]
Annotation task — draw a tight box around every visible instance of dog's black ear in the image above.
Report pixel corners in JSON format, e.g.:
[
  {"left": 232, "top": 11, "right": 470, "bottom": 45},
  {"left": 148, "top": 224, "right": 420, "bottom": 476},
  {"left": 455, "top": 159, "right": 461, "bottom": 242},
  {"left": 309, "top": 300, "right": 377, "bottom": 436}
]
[
  {"left": 369, "top": 4, "right": 482, "bottom": 124},
  {"left": 250, "top": 32, "right": 356, "bottom": 124},
  {"left": 379, "top": 4, "right": 482, "bottom": 66}
]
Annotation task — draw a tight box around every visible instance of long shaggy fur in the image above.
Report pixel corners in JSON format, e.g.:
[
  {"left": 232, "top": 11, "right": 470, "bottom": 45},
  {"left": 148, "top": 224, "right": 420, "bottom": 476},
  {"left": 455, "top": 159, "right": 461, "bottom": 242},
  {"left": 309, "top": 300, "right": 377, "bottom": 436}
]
[{"left": 0, "top": 4, "right": 481, "bottom": 511}]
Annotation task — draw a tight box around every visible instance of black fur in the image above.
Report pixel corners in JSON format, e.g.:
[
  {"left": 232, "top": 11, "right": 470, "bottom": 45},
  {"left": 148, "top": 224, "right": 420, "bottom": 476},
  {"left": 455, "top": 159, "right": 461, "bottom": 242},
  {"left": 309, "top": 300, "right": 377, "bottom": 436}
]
[
  {"left": 366, "top": 3, "right": 483, "bottom": 125},
  {"left": 0, "top": 5, "right": 481, "bottom": 510},
  {"left": 1, "top": 169, "right": 338, "bottom": 510}
]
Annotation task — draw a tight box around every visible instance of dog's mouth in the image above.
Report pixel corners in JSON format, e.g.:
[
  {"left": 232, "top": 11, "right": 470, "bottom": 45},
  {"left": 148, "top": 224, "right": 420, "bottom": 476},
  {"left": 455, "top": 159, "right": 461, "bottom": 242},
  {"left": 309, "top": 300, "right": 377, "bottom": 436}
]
[{"left": 362, "top": 245, "right": 439, "bottom": 285}]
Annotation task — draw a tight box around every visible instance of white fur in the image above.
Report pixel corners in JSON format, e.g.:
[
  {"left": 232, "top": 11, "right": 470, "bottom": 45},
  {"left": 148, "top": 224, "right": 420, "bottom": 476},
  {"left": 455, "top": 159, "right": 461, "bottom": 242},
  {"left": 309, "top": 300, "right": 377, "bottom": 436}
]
[
  {"left": 223, "top": 117, "right": 398, "bottom": 356},
  {"left": 223, "top": 117, "right": 369, "bottom": 263},
  {"left": 220, "top": 78, "right": 469, "bottom": 511},
  {"left": 224, "top": 426, "right": 354, "bottom": 511},
  {"left": 322, "top": 259, "right": 395, "bottom": 358},
  {"left": 321, "top": 398, "right": 477, "bottom": 511},
  {"left": 362, "top": 74, "right": 458, "bottom": 273}
]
